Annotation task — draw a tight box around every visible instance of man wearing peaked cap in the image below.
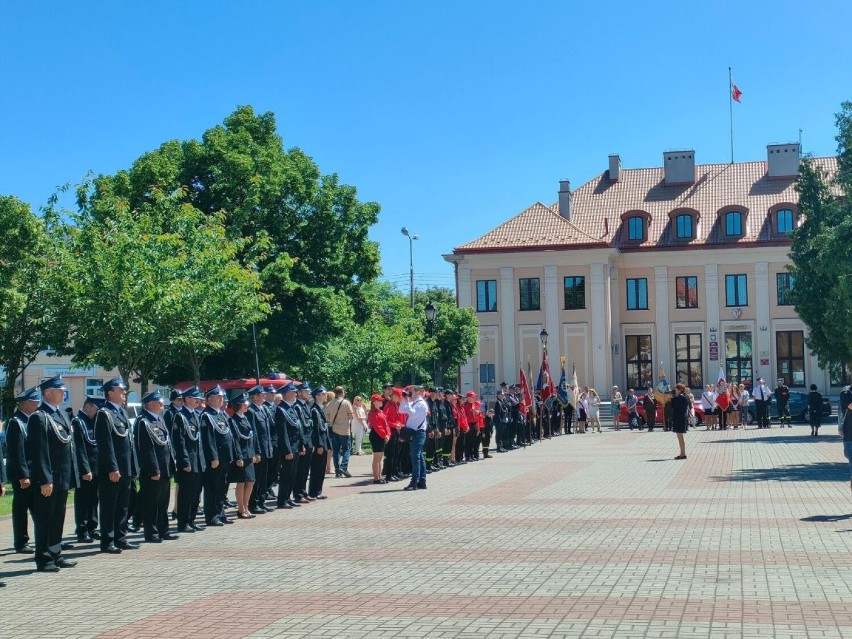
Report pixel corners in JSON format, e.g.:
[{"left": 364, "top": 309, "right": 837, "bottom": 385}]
[
  {"left": 308, "top": 386, "right": 333, "bottom": 499},
  {"left": 293, "top": 382, "right": 315, "bottom": 503},
  {"left": 27, "top": 376, "right": 78, "bottom": 571},
  {"left": 201, "top": 386, "right": 238, "bottom": 526},
  {"left": 274, "top": 382, "right": 303, "bottom": 508},
  {"left": 262, "top": 385, "right": 280, "bottom": 503},
  {"left": 6, "top": 387, "right": 41, "bottom": 555},
  {"left": 163, "top": 389, "right": 184, "bottom": 522},
  {"left": 172, "top": 386, "right": 206, "bottom": 532},
  {"left": 95, "top": 376, "right": 139, "bottom": 554},
  {"left": 246, "top": 385, "right": 273, "bottom": 514},
  {"left": 71, "top": 396, "right": 101, "bottom": 543},
  {"left": 135, "top": 391, "right": 176, "bottom": 543}
]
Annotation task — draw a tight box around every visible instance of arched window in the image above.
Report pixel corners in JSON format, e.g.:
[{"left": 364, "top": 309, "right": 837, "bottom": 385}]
[
  {"left": 725, "top": 211, "right": 743, "bottom": 236},
  {"left": 776, "top": 208, "right": 794, "bottom": 234},
  {"left": 675, "top": 214, "right": 693, "bottom": 239},
  {"left": 627, "top": 216, "right": 645, "bottom": 240}
]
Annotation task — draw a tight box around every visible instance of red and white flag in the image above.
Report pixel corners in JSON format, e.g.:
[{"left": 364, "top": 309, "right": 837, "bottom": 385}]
[
  {"left": 519, "top": 369, "right": 533, "bottom": 417},
  {"left": 731, "top": 83, "right": 742, "bottom": 103}
]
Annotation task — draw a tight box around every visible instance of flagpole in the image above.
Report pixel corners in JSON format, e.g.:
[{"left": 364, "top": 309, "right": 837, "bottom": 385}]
[{"left": 728, "top": 66, "right": 734, "bottom": 164}]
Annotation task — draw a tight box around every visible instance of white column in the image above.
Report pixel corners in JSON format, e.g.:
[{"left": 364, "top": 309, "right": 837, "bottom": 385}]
[
  {"left": 654, "top": 265, "right": 670, "bottom": 375},
  {"left": 458, "top": 265, "right": 475, "bottom": 393},
  {"left": 704, "top": 263, "right": 720, "bottom": 378},
  {"left": 590, "top": 263, "right": 608, "bottom": 392},
  {"left": 755, "top": 262, "right": 771, "bottom": 382},
  {"left": 609, "top": 265, "right": 621, "bottom": 394},
  {"left": 543, "top": 265, "right": 560, "bottom": 365},
  {"left": 500, "top": 267, "right": 516, "bottom": 384}
]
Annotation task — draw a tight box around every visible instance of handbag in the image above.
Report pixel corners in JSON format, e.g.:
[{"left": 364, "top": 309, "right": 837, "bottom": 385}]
[{"left": 398, "top": 427, "right": 413, "bottom": 443}]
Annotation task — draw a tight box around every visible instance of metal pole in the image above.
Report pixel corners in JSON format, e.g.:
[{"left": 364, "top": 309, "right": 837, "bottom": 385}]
[
  {"left": 728, "top": 66, "right": 734, "bottom": 165},
  {"left": 408, "top": 236, "right": 415, "bottom": 310}
]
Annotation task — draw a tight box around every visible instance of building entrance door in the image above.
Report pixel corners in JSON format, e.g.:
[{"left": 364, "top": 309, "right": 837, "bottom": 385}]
[{"left": 725, "top": 331, "right": 753, "bottom": 388}]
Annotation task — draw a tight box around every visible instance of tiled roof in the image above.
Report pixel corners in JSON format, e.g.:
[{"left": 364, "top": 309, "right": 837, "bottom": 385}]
[
  {"left": 454, "top": 202, "right": 608, "bottom": 252},
  {"left": 454, "top": 157, "right": 838, "bottom": 253}
]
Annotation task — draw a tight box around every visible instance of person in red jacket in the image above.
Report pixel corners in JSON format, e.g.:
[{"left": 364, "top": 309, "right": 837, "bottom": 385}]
[
  {"left": 368, "top": 394, "right": 391, "bottom": 484},
  {"left": 463, "top": 392, "right": 481, "bottom": 461},
  {"left": 452, "top": 393, "right": 468, "bottom": 463},
  {"left": 382, "top": 388, "right": 404, "bottom": 482}
]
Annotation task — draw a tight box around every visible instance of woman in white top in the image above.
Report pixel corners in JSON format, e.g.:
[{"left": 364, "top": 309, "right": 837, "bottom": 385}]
[
  {"left": 738, "top": 384, "right": 750, "bottom": 428},
  {"left": 611, "top": 386, "right": 623, "bottom": 430},
  {"left": 351, "top": 395, "right": 369, "bottom": 455},
  {"left": 700, "top": 384, "right": 718, "bottom": 430},
  {"left": 587, "top": 389, "right": 602, "bottom": 432},
  {"left": 576, "top": 392, "right": 588, "bottom": 433}
]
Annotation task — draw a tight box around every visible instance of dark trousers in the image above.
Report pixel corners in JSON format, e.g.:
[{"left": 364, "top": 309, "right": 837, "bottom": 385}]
[
  {"left": 482, "top": 425, "right": 493, "bottom": 452},
  {"left": 277, "top": 455, "right": 299, "bottom": 505},
  {"left": 308, "top": 449, "right": 327, "bottom": 497},
  {"left": 441, "top": 431, "right": 454, "bottom": 459},
  {"left": 129, "top": 479, "right": 141, "bottom": 527},
  {"left": 175, "top": 470, "right": 202, "bottom": 529},
  {"left": 11, "top": 483, "right": 34, "bottom": 550},
  {"left": 249, "top": 457, "right": 270, "bottom": 508},
  {"left": 99, "top": 475, "right": 131, "bottom": 549},
  {"left": 756, "top": 400, "right": 770, "bottom": 428},
  {"left": 715, "top": 407, "right": 728, "bottom": 429},
  {"left": 399, "top": 440, "right": 411, "bottom": 473},
  {"left": 455, "top": 431, "right": 467, "bottom": 461},
  {"left": 140, "top": 476, "right": 169, "bottom": 538},
  {"left": 203, "top": 463, "right": 229, "bottom": 523},
  {"left": 33, "top": 487, "right": 68, "bottom": 568},
  {"left": 266, "top": 446, "right": 281, "bottom": 495},
  {"left": 74, "top": 476, "right": 99, "bottom": 538},
  {"left": 296, "top": 446, "right": 313, "bottom": 497},
  {"left": 383, "top": 431, "right": 399, "bottom": 480},
  {"left": 465, "top": 428, "right": 480, "bottom": 459}
]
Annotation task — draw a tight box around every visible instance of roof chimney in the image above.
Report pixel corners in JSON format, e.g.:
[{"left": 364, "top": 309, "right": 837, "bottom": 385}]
[
  {"left": 663, "top": 150, "right": 695, "bottom": 186},
  {"left": 608, "top": 154, "right": 621, "bottom": 182},
  {"left": 767, "top": 143, "right": 801, "bottom": 178},
  {"left": 558, "top": 179, "right": 572, "bottom": 221}
]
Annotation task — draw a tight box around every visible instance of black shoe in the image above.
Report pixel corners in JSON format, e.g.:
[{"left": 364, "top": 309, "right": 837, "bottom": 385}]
[
  {"left": 127, "top": 524, "right": 140, "bottom": 533},
  {"left": 417, "top": 483, "right": 427, "bottom": 490},
  {"left": 278, "top": 502, "right": 293, "bottom": 509},
  {"left": 206, "top": 520, "right": 224, "bottom": 527},
  {"left": 16, "top": 544, "right": 34, "bottom": 554},
  {"left": 77, "top": 535, "right": 94, "bottom": 544},
  {"left": 37, "top": 564, "right": 60, "bottom": 572},
  {"left": 177, "top": 526, "right": 195, "bottom": 533},
  {"left": 189, "top": 523, "right": 205, "bottom": 531},
  {"left": 162, "top": 533, "right": 180, "bottom": 540},
  {"left": 101, "top": 545, "right": 123, "bottom": 554},
  {"left": 335, "top": 472, "right": 343, "bottom": 478},
  {"left": 226, "top": 500, "right": 237, "bottom": 508},
  {"left": 287, "top": 500, "right": 301, "bottom": 507},
  {"left": 55, "top": 558, "right": 77, "bottom": 568},
  {"left": 169, "top": 512, "right": 177, "bottom": 521},
  {"left": 373, "top": 479, "right": 387, "bottom": 484},
  {"left": 404, "top": 483, "right": 418, "bottom": 491},
  {"left": 484, "top": 454, "right": 493, "bottom": 459},
  {"left": 221, "top": 518, "right": 235, "bottom": 524},
  {"left": 343, "top": 470, "right": 352, "bottom": 478},
  {"left": 238, "top": 512, "right": 255, "bottom": 519},
  {"left": 60, "top": 542, "right": 75, "bottom": 551},
  {"left": 117, "top": 541, "right": 140, "bottom": 550},
  {"left": 293, "top": 497, "right": 309, "bottom": 504},
  {"left": 145, "top": 536, "right": 163, "bottom": 543},
  {"left": 260, "top": 504, "right": 274, "bottom": 512},
  {"left": 91, "top": 531, "right": 101, "bottom": 540},
  {"left": 314, "top": 494, "right": 328, "bottom": 500},
  {"left": 249, "top": 508, "right": 265, "bottom": 515}
]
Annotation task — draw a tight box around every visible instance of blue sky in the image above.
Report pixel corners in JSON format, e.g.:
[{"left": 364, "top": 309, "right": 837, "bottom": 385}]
[{"left": 1, "top": 1, "right": 850, "bottom": 295}]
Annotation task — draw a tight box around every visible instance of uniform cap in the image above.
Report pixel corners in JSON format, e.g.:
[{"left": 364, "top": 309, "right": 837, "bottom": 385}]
[
  {"left": 101, "top": 377, "right": 127, "bottom": 392},
  {"left": 370, "top": 393, "right": 384, "bottom": 402},
  {"left": 281, "top": 382, "right": 298, "bottom": 393},
  {"left": 84, "top": 395, "right": 105, "bottom": 408},
  {"left": 263, "top": 385, "right": 275, "bottom": 393},
  {"left": 40, "top": 375, "right": 67, "bottom": 392},
  {"left": 248, "top": 385, "right": 265, "bottom": 396},
  {"left": 169, "top": 388, "right": 183, "bottom": 401},
  {"left": 141, "top": 391, "right": 163, "bottom": 404},
  {"left": 311, "top": 385, "right": 327, "bottom": 397},
  {"left": 204, "top": 385, "right": 226, "bottom": 398},
  {"left": 182, "top": 386, "right": 203, "bottom": 399},
  {"left": 16, "top": 386, "right": 40, "bottom": 403},
  {"left": 297, "top": 382, "right": 312, "bottom": 392},
  {"left": 230, "top": 392, "right": 250, "bottom": 407}
]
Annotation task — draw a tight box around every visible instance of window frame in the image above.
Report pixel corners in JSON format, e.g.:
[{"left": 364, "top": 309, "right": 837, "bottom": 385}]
[
  {"left": 625, "top": 334, "right": 653, "bottom": 390},
  {"left": 475, "top": 279, "right": 497, "bottom": 313},
  {"left": 725, "top": 274, "right": 748, "bottom": 307},
  {"left": 563, "top": 276, "right": 586, "bottom": 310},
  {"left": 776, "top": 330, "right": 806, "bottom": 388},
  {"left": 518, "top": 277, "right": 541, "bottom": 311},
  {"left": 725, "top": 211, "right": 744, "bottom": 237},
  {"left": 776, "top": 208, "right": 795, "bottom": 234},
  {"left": 627, "top": 216, "right": 645, "bottom": 241},
  {"left": 626, "top": 278, "right": 649, "bottom": 310},
  {"left": 675, "top": 333, "right": 704, "bottom": 388},
  {"left": 776, "top": 273, "right": 794, "bottom": 306},
  {"left": 675, "top": 214, "right": 694, "bottom": 239},
  {"left": 675, "top": 276, "right": 699, "bottom": 309}
]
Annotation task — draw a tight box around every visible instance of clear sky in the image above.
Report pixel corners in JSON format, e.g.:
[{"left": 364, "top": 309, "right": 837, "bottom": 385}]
[{"left": 2, "top": 1, "right": 850, "bottom": 296}]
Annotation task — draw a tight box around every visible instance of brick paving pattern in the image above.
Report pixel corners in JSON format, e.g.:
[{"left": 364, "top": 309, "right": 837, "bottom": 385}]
[{"left": 3, "top": 426, "right": 852, "bottom": 638}]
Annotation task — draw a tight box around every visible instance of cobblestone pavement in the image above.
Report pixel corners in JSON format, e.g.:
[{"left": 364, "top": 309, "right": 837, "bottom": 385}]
[{"left": 3, "top": 425, "right": 852, "bottom": 638}]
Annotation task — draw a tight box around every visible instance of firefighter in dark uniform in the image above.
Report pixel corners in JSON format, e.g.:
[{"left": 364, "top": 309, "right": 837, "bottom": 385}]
[
  {"left": 294, "top": 382, "right": 314, "bottom": 502},
  {"left": 172, "top": 386, "right": 206, "bottom": 532},
  {"left": 71, "top": 395, "right": 101, "bottom": 542},
  {"left": 201, "top": 385, "right": 238, "bottom": 525},
  {"left": 275, "top": 382, "right": 302, "bottom": 508},
  {"left": 441, "top": 390, "right": 456, "bottom": 466},
  {"left": 309, "top": 386, "right": 333, "bottom": 499},
  {"left": 135, "top": 391, "right": 177, "bottom": 542},
  {"left": 494, "top": 388, "right": 510, "bottom": 452},
  {"left": 95, "top": 377, "right": 138, "bottom": 553},
  {"left": 262, "top": 384, "right": 279, "bottom": 501},
  {"left": 424, "top": 388, "right": 439, "bottom": 472},
  {"left": 5, "top": 387, "right": 40, "bottom": 554},
  {"left": 433, "top": 388, "right": 448, "bottom": 470},
  {"left": 247, "top": 385, "right": 273, "bottom": 514},
  {"left": 164, "top": 389, "right": 183, "bottom": 521},
  {"left": 775, "top": 378, "right": 791, "bottom": 427},
  {"left": 27, "top": 376, "right": 78, "bottom": 571}
]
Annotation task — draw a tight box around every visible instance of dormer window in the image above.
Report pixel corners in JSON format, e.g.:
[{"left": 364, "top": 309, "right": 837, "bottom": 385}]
[
  {"left": 627, "top": 216, "right": 645, "bottom": 240},
  {"left": 725, "top": 211, "right": 743, "bottom": 237},
  {"left": 776, "top": 208, "right": 794, "bottom": 234},
  {"left": 675, "top": 214, "right": 694, "bottom": 239}
]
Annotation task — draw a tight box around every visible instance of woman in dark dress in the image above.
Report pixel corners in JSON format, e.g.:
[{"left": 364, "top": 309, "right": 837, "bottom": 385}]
[
  {"left": 808, "top": 384, "right": 824, "bottom": 436},
  {"left": 229, "top": 393, "right": 260, "bottom": 519},
  {"left": 670, "top": 383, "right": 690, "bottom": 460}
]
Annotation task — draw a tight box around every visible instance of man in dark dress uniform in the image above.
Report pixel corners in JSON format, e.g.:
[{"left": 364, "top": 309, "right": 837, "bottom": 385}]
[
  {"left": 95, "top": 377, "right": 139, "bottom": 553},
  {"left": 5, "top": 387, "right": 40, "bottom": 554},
  {"left": 172, "top": 386, "right": 206, "bottom": 532},
  {"left": 71, "top": 395, "right": 100, "bottom": 542},
  {"left": 164, "top": 389, "right": 183, "bottom": 521},
  {"left": 275, "top": 383, "right": 302, "bottom": 509},
  {"left": 775, "top": 378, "right": 792, "bottom": 428},
  {"left": 26, "top": 376, "right": 78, "bottom": 572},
  {"left": 201, "top": 385, "right": 238, "bottom": 526},
  {"left": 309, "top": 386, "right": 333, "bottom": 500},
  {"left": 262, "top": 384, "right": 279, "bottom": 501},
  {"left": 293, "top": 382, "right": 314, "bottom": 503},
  {"left": 494, "top": 389, "right": 510, "bottom": 452},
  {"left": 247, "top": 385, "right": 273, "bottom": 514},
  {"left": 135, "top": 391, "right": 177, "bottom": 543}
]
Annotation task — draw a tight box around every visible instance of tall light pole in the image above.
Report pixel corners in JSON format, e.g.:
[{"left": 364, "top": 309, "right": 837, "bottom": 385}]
[
  {"left": 425, "top": 301, "right": 437, "bottom": 384},
  {"left": 401, "top": 227, "right": 419, "bottom": 309},
  {"left": 251, "top": 265, "right": 262, "bottom": 384}
]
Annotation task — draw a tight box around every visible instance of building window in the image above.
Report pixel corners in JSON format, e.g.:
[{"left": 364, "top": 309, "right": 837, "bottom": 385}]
[
  {"left": 563, "top": 276, "right": 585, "bottom": 310},
  {"left": 725, "top": 332, "right": 753, "bottom": 388},
  {"left": 725, "top": 211, "right": 743, "bottom": 236},
  {"left": 476, "top": 280, "right": 497, "bottom": 312},
  {"left": 776, "top": 209, "right": 795, "bottom": 234},
  {"left": 725, "top": 274, "right": 748, "bottom": 307},
  {"left": 86, "top": 378, "right": 104, "bottom": 398},
  {"left": 675, "top": 276, "right": 699, "bottom": 309},
  {"left": 626, "top": 278, "right": 648, "bottom": 310},
  {"left": 519, "top": 278, "right": 541, "bottom": 311},
  {"left": 675, "top": 333, "right": 703, "bottom": 388},
  {"left": 627, "top": 216, "right": 645, "bottom": 241},
  {"left": 776, "top": 330, "right": 805, "bottom": 387},
  {"left": 776, "top": 273, "right": 794, "bottom": 306},
  {"left": 675, "top": 214, "right": 693, "bottom": 239},
  {"left": 625, "top": 335, "right": 653, "bottom": 390},
  {"left": 831, "top": 363, "right": 851, "bottom": 386},
  {"left": 479, "top": 363, "right": 495, "bottom": 384}
]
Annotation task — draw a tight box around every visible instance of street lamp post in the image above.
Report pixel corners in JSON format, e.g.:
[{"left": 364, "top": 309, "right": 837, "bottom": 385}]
[
  {"left": 401, "top": 227, "right": 419, "bottom": 309},
  {"left": 425, "top": 301, "right": 437, "bottom": 384},
  {"left": 251, "top": 265, "right": 262, "bottom": 384},
  {"left": 539, "top": 328, "right": 549, "bottom": 349}
]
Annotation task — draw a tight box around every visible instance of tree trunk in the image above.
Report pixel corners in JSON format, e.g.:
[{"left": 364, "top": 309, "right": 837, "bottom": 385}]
[{"left": 188, "top": 349, "right": 202, "bottom": 385}]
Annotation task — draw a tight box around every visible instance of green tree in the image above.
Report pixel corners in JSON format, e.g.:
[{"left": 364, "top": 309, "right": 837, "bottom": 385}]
[
  {"left": 0, "top": 195, "right": 70, "bottom": 416},
  {"left": 66, "top": 185, "right": 268, "bottom": 390},
  {"left": 414, "top": 287, "right": 479, "bottom": 388},
  {"left": 789, "top": 101, "right": 852, "bottom": 372}
]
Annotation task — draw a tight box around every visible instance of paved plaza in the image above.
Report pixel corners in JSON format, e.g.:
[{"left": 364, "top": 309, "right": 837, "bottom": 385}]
[{"left": 3, "top": 425, "right": 852, "bottom": 638}]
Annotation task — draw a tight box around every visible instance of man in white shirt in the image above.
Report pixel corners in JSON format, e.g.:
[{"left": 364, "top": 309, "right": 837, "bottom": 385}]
[
  {"left": 753, "top": 378, "right": 771, "bottom": 429},
  {"left": 401, "top": 385, "right": 429, "bottom": 491}
]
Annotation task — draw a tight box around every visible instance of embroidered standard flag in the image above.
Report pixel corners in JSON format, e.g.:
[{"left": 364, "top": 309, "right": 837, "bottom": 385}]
[
  {"left": 731, "top": 84, "right": 742, "bottom": 103},
  {"left": 519, "top": 369, "right": 533, "bottom": 417},
  {"left": 570, "top": 365, "right": 579, "bottom": 406},
  {"left": 536, "top": 350, "right": 557, "bottom": 403},
  {"left": 557, "top": 357, "right": 569, "bottom": 406}
]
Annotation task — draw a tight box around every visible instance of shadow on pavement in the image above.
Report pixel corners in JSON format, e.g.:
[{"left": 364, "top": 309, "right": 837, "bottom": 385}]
[
  {"left": 711, "top": 461, "right": 848, "bottom": 482},
  {"left": 800, "top": 514, "right": 852, "bottom": 522},
  {"left": 712, "top": 434, "right": 840, "bottom": 445}
]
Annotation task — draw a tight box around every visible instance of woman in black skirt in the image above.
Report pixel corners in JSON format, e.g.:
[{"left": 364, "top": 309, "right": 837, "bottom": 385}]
[
  {"left": 670, "top": 383, "right": 690, "bottom": 460},
  {"left": 229, "top": 393, "right": 260, "bottom": 519},
  {"left": 367, "top": 394, "right": 391, "bottom": 483}
]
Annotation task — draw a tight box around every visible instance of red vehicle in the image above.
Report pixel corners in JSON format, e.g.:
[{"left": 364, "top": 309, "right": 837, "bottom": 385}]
[
  {"left": 172, "top": 375, "right": 300, "bottom": 404},
  {"left": 617, "top": 393, "right": 705, "bottom": 426}
]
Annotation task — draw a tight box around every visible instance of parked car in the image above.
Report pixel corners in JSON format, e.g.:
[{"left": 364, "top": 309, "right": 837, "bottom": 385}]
[
  {"left": 618, "top": 393, "right": 705, "bottom": 426},
  {"left": 745, "top": 391, "right": 832, "bottom": 424}
]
